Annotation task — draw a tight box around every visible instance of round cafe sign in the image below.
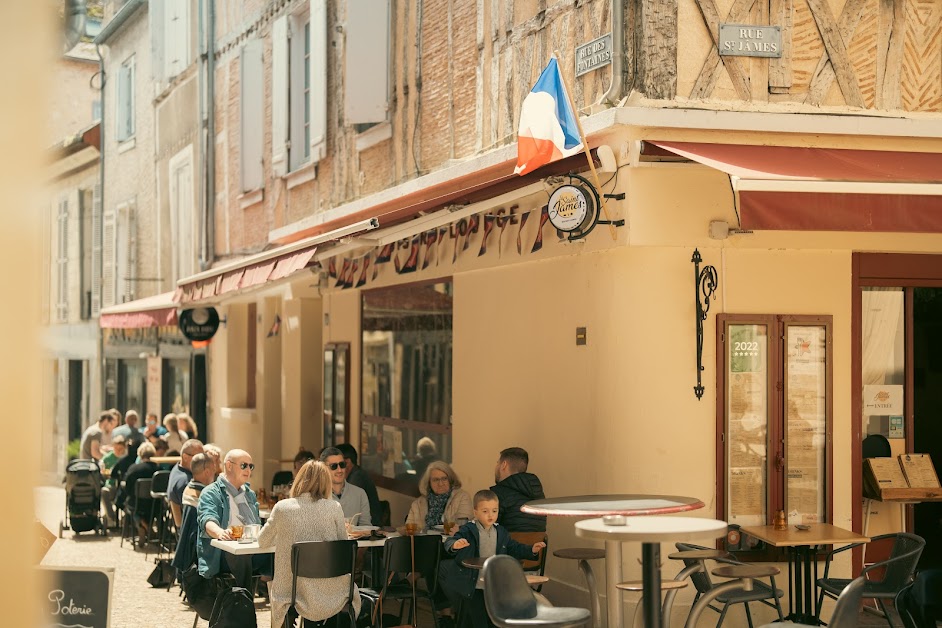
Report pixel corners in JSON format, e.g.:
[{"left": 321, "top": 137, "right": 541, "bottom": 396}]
[{"left": 548, "top": 183, "right": 591, "bottom": 233}]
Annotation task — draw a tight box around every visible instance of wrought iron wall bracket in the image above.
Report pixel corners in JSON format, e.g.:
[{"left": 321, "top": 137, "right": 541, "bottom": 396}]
[{"left": 692, "top": 248, "right": 718, "bottom": 400}]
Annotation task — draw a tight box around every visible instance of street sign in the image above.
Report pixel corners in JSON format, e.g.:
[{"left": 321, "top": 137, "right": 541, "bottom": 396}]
[
  {"left": 719, "top": 24, "right": 782, "bottom": 58},
  {"left": 575, "top": 33, "right": 613, "bottom": 77}
]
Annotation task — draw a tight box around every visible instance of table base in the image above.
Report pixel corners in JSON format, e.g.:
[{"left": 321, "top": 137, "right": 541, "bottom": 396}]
[{"left": 786, "top": 545, "right": 821, "bottom": 625}]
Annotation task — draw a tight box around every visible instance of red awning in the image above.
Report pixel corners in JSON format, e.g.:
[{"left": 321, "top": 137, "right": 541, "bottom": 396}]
[
  {"left": 99, "top": 291, "right": 178, "bottom": 329},
  {"left": 175, "top": 245, "right": 317, "bottom": 305},
  {"left": 649, "top": 142, "right": 942, "bottom": 232}
]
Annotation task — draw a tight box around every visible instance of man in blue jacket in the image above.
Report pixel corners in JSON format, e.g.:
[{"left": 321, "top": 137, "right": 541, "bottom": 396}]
[
  {"left": 196, "top": 448, "right": 269, "bottom": 589},
  {"left": 439, "top": 489, "right": 545, "bottom": 627}
]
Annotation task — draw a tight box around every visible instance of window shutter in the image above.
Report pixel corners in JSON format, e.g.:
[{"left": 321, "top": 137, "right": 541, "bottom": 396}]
[
  {"left": 150, "top": 0, "right": 166, "bottom": 82},
  {"left": 271, "top": 16, "right": 289, "bottom": 176},
  {"left": 309, "top": 0, "right": 327, "bottom": 160},
  {"left": 91, "top": 184, "right": 102, "bottom": 316},
  {"left": 344, "top": 0, "right": 389, "bottom": 124},
  {"left": 127, "top": 61, "right": 136, "bottom": 138},
  {"left": 116, "top": 66, "right": 129, "bottom": 141},
  {"left": 123, "top": 203, "right": 136, "bottom": 303},
  {"left": 166, "top": 0, "right": 190, "bottom": 78},
  {"left": 240, "top": 40, "right": 264, "bottom": 191},
  {"left": 101, "top": 208, "right": 116, "bottom": 308},
  {"left": 56, "top": 198, "right": 69, "bottom": 321}
]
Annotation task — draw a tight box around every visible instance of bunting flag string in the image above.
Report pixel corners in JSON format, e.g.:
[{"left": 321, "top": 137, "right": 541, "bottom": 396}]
[
  {"left": 517, "top": 211, "right": 531, "bottom": 255},
  {"left": 478, "top": 215, "right": 496, "bottom": 257},
  {"left": 531, "top": 205, "right": 550, "bottom": 253}
]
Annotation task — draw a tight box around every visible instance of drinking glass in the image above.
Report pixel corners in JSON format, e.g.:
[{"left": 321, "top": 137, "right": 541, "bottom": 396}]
[{"left": 230, "top": 525, "right": 244, "bottom": 540}]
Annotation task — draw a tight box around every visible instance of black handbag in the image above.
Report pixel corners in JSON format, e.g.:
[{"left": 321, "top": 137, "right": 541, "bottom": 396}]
[
  {"left": 182, "top": 566, "right": 232, "bottom": 620},
  {"left": 282, "top": 604, "right": 299, "bottom": 628},
  {"left": 147, "top": 558, "right": 175, "bottom": 587}
]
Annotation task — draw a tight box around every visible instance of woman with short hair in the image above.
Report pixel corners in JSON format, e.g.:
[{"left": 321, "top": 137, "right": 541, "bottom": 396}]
[
  {"left": 406, "top": 460, "right": 473, "bottom": 529},
  {"left": 258, "top": 461, "right": 361, "bottom": 627}
]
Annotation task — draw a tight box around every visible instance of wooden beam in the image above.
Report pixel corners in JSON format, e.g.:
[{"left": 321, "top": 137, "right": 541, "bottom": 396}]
[
  {"left": 876, "top": 0, "right": 903, "bottom": 110},
  {"left": 768, "top": 0, "right": 793, "bottom": 92},
  {"left": 805, "top": 0, "right": 865, "bottom": 107},
  {"left": 691, "top": 0, "right": 757, "bottom": 101},
  {"left": 638, "top": 0, "right": 678, "bottom": 99},
  {"left": 806, "top": 0, "right": 867, "bottom": 105}
]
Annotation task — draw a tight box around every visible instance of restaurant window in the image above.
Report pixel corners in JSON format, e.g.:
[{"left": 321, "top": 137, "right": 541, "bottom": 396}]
[
  {"left": 323, "top": 343, "right": 350, "bottom": 447},
  {"left": 717, "top": 314, "right": 833, "bottom": 559},
  {"left": 361, "top": 281, "right": 453, "bottom": 495},
  {"left": 163, "top": 358, "right": 190, "bottom": 415}
]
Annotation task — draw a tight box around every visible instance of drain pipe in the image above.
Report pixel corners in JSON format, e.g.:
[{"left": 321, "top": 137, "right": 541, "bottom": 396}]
[
  {"left": 600, "top": 0, "right": 625, "bottom": 105},
  {"left": 95, "top": 42, "right": 106, "bottom": 410},
  {"left": 199, "top": 0, "right": 217, "bottom": 271}
]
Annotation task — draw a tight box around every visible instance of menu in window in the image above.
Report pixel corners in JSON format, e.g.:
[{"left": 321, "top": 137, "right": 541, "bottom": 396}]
[{"left": 727, "top": 325, "right": 768, "bottom": 524}]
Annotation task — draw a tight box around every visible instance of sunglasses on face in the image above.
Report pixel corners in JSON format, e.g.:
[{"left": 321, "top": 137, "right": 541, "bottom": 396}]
[
  {"left": 231, "top": 462, "right": 255, "bottom": 470},
  {"left": 328, "top": 461, "right": 347, "bottom": 471}
]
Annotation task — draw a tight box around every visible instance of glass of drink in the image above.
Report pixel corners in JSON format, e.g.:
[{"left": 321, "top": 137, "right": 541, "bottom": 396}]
[
  {"left": 404, "top": 522, "right": 418, "bottom": 536},
  {"left": 230, "top": 525, "right": 244, "bottom": 540},
  {"left": 443, "top": 520, "right": 456, "bottom": 536}
]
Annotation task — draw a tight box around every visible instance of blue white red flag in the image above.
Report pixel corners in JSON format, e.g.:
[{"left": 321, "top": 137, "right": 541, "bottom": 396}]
[{"left": 514, "top": 58, "right": 583, "bottom": 176}]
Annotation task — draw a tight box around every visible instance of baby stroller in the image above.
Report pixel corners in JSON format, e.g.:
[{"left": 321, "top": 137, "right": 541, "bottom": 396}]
[{"left": 59, "top": 459, "right": 107, "bottom": 537}]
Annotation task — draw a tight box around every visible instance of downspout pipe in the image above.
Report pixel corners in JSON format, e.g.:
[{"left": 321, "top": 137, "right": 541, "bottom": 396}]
[
  {"left": 204, "top": 0, "right": 216, "bottom": 270},
  {"left": 95, "top": 42, "right": 106, "bottom": 410},
  {"left": 600, "top": 0, "right": 625, "bottom": 105}
]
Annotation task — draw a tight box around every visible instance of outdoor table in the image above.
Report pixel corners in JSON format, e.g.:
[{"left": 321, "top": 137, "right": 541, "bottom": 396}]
[
  {"left": 522, "top": 494, "right": 705, "bottom": 628},
  {"left": 151, "top": 456, "right": 181, "bottom": 465},
  {"left": 739, "top": 523, "right": 869, "bottom": 624}
]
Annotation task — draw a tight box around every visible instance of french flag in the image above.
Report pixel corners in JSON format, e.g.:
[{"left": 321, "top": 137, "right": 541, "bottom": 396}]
[{"left": 514, "top": 58, "right": 583, "bottom": 176}]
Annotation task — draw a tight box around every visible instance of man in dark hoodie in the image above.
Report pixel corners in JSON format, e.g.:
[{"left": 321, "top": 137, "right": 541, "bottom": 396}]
[{"left": 490, "top": 447, "right": 546, "bottom": 531}]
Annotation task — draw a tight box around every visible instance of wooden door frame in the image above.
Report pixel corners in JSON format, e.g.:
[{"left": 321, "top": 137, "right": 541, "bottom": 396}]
[{"left": 851, "top": 253, "right": 942, "bottom": 573}]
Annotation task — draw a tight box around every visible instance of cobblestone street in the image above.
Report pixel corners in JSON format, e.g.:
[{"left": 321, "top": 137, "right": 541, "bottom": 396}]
[{"left": 36, "top": 485, "right": 272, "bottom": 628}]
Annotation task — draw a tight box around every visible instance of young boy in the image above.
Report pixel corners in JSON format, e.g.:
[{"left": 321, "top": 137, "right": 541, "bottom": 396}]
[{"left": 439, "top": 489, "right": 546, "bottom": 627}]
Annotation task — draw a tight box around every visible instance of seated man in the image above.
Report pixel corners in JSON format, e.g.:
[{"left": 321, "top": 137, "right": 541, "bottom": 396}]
[
  {"left": 320, "top": 446, "right": 371, "bottom": 525},
  {"left": 100, "top": 435, "right": 128, "bottom": 528},
  {"left": 172, "top": 453, "right": 216, "bottom": 574},
  {"left": 112, "top": 409, "right": 145, "bottom": 453},
  {"left": 338, "top": 443, "right": 381, "bottom": 525},
  {"left": 196, "top": 449, "right": 271, "bottom": 589},
  {"left": 490, "top": 447, "right": 547, "bottom": 532},
  {"left": 168, "top": 439, "right": 204, "bottom": 527}
]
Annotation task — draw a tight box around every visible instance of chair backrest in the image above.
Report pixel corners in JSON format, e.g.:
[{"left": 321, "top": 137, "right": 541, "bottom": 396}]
[
  {"left": 482, "top": 554, "right": 538, "bottom": 625},
  {"left": 383, "top": 534, "right": 442, "bottom": 591},
  {"left": 134, "top": 477, "right": 154, "bottom": 499},
  {"left": 510, "top": 531, "right": 547, "bottom": 572},
  {"left": 829, "top": 576, "right": 867, "bottom": 627},
  {"left": 377, "top": 500, "right": 391, "bottom": 527},
  {"left": 675, "top": 542, "right": 715, "bottom": 595},
  {"left": 878, "top": 533, "right": 926, "bottom": 588},
  {"left": 290, "top": 539, "right": 358, "bottom": 607},
  {"left": 862, "top": 434, "right": 892, "bottom": 458},
  {"left": 151, "top": 470, "right": 171, "bottom": 493},
  {"left": 272, "top": 470, "right": 294, "bottom": 491}
]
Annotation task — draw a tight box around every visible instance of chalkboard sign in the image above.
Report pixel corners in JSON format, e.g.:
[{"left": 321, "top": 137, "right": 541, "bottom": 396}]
[{"left": 40, "top": 566, "right": 113, "bottom": 628}]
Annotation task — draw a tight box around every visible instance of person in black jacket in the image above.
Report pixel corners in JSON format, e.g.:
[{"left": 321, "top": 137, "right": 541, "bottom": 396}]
[
  {"left": 439, "top": 490, "right": 545, "bottom": 627},
  {"left": 490, "top": 447, "right": 546, "bottom": 532}
]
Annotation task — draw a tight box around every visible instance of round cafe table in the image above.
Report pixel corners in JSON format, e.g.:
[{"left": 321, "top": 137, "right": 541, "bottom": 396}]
[{"left": 522, "top": 495, "right": 705, "bottom": 628}]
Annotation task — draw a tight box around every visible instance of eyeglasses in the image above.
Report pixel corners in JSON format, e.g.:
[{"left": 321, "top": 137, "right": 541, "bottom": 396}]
[
  {"left": 230, "top": 462, "right": 255, "bottom": 470},
  {"left": 328, "top": 461, "right": 347, "bottom": 470},
  {"left": 430, "top": 476, "right": 450, "bottom": 484}
]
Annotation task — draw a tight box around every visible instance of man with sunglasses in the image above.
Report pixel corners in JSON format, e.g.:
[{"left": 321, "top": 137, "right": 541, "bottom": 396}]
[
  {"left": 196, "top": 449, "right": 271, "bottom": 589},
  {"left": 320, "top": 446, "right": 372, "bottom": 525}
]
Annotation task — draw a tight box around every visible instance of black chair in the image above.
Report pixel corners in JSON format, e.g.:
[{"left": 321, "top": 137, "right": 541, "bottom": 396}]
[
  {"left": 761, "top": 576, "right": 867, "bottom": 628},
  {"left": 360, "top": 534, "right": 442, "bottom": 628},
  {"left": 289, "top": 539, "right": 359, "bottom": 627},
  {"left": 272, "top": 470, "right": 294, "bottom": 492},
  {"left": 482, "top": 554, "right": 590, "bottom": 628},
  {"left": 675, "top": 542, "right": 784, "bottom": 628},
  {"left": 149, "top": 470, "right": 172, "bottom": 557},
  {"left": 377, "top": 500, "right": 391, "bottom": 527},
  {"left": 815, "top": 532, "right": 925, "bottom": 627},
  {"left": 120, "top": 478, "right": 153, "bottom": 550}
]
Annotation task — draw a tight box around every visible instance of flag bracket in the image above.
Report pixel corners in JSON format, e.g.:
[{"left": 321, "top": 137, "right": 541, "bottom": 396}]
[
  {"left": 596, "top": 218, "right": 625, "bottom": 228},
  {"left": 603, "top": 192, "right": 625, "bottom": 201}
]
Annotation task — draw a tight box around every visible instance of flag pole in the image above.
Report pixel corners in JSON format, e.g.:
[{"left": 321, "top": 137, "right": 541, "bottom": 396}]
[{"left": 552, "top": 52, "right": 618, "bottom": 241}]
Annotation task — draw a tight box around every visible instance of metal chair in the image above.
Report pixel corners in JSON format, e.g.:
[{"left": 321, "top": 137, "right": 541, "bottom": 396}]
[
  {"left": 120, "top": 477, "right": 153, "bottom": 550},
  {"left": 288, "top": 539, "right": 359, "bottom": 627},
  {"left": 815, "top": 532, "right": 925, "bottom": 627},
  {"left": 360, "top": 534, "right": 443, "bottom": 628},
  {"left": 675, "top": 542, "right": 784, "bottom": 628},
  {"left": 552, "top": 547, "right": 604, "bottom": 628},
  {"left": 148, "top": 470, "right": 172, "bottom": 558},
  {"left": 483, "top": 554, "right": 591, "bottom": 628},
  {"left": 759, "top": 576, "right": 867, "bottom": 627}
]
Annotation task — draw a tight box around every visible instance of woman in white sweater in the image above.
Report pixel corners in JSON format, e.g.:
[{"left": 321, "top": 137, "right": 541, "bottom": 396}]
[
  {"left": 258, "top": 460, "right": 361, "bottom": 627},
  {"left": 405, "top": 460, "right": 473, "bottom": 530}
]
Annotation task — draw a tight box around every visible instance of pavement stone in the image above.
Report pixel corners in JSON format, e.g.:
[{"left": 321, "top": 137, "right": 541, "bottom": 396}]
[{"left": 36, "top": 485, "right": 273, "bottom": 628}]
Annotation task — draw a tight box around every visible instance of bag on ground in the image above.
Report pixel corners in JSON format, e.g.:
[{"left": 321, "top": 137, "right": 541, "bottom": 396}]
[
  {"left": 181, "top": 566, "right": 222, "bottom": 620},
  {"left": 146, "top": 558, "right": 175, "bottom": 587},
  {"left": 209, "top": 586, "right": 257, "bottom": 628}
]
